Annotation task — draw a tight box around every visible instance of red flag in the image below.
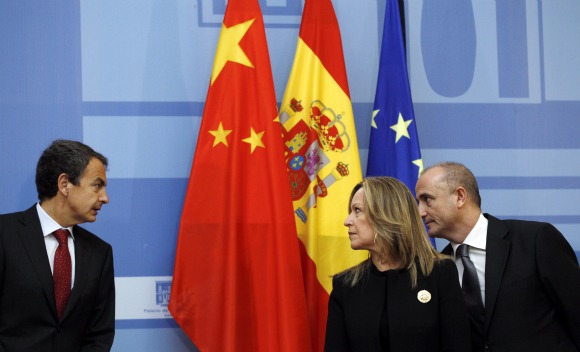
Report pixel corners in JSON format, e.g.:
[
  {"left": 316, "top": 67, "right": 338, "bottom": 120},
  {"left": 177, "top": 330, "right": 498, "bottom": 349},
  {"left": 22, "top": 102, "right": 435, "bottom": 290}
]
[
  {"left": 279, "top": 0, "right": 366, "bottom": 350},
  {"left": 168, "top": 0, "right": 312, "bottom": 351}
]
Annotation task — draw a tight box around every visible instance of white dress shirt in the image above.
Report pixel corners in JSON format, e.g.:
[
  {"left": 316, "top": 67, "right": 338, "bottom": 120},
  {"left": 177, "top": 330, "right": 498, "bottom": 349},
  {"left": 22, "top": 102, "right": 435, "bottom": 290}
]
[
  {"left": 451, "top": 213, "right": 487, "bottom": 306},
  {"left": 36, "top": 203, "right": 76, "bottom": 288}
]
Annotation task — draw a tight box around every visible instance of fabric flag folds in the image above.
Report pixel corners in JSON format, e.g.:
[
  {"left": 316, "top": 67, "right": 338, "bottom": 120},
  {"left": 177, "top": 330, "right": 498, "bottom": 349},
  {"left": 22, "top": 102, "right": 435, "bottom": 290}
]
[
  {"left": 168, "top": 0, "right": 312, "bottom": 351},
  {"left": 279, "top": 0, "right": 366, "bottom": 350},
  {"left": 367, "top": 0, "right": 434, "bottom": 247},
  {"left": 366, "top": 0, "right": 423, "bottom": 194}
]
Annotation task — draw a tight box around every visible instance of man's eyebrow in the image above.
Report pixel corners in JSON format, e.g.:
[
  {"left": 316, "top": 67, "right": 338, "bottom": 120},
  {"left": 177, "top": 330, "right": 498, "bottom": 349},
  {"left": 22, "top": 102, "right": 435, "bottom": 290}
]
[{"left": 94, "top": 177, "right": 107, "bottom": 186}]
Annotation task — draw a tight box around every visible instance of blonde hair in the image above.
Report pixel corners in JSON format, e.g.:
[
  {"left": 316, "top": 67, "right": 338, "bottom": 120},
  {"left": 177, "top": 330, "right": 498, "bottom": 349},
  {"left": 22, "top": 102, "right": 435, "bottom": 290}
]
[{"left": 340, "top": 177, "right": 447, "bottom": 288}]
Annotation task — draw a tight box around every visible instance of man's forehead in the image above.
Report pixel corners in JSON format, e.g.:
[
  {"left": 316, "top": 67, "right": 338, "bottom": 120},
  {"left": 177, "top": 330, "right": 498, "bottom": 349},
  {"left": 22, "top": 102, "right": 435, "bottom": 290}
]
[
  {"left": 424, "top": 167, "right": 447, "bottom": 183},
  {"left": 418, "top": 170, "right": 448, "bottom": 193},
  {"left": 81, "top": 159, "right": 107, "bottom": 178}
]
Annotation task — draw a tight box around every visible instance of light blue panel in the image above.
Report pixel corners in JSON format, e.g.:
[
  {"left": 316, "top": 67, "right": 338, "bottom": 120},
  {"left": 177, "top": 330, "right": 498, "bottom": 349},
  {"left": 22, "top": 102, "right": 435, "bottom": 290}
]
[
  {"left": 80, "top": 0, "right": 218, "bottom": 102},
  {"left": 266, "top": 0, "right": 289, "bottom": 7},
  {"left": 360, "top": 148, "right": 369, "bottom": 177},
  {"left": 83, "top": 116, "right": 201, "bottom": 178},
  {"left": 482, "top": 189, "right": 580, "bottom": 216},
  {"left": 407, "top": 0, "right": 541, "bottom": 103},
  {"left": 266, "top": 27, "right": 299, "bottom": 99},
  {"left": 112, "top": 328, "right": 198, "bottom": 352},
  {"left": 335, "top": 1, "right": 381, "bottom": 102},
  {"left": 421, "top": 149, "right": 580, "bottom": 177},
  {"left": 542, "top": 0, "right": 580, "bottom": 101}
]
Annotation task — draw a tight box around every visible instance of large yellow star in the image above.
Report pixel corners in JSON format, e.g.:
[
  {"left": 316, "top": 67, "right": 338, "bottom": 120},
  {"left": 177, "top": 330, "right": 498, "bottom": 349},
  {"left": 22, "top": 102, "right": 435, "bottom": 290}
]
[
  {"left": 242, "top": 127, "right": 265, "bottom": 154},
  {"left": 371, "top": 109, "right": 379, "bottom": 129},
  {"left": 390, "top": 112, "right": 412, "bottom": 143},
  {"left": 413, "top": 159, "right": 424, "bottom": 176},
  {"left": 210, "top": 19, "right": 255, "bottom": 85},
  {"left": 209, "top": 122, "right": 232, "bottom": 147}
]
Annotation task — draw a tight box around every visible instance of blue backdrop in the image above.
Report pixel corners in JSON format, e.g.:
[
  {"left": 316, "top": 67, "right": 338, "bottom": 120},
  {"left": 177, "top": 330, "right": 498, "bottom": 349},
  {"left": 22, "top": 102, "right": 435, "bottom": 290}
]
[{"left": 1, "top": 1, "right": 579, "bottom": 351}]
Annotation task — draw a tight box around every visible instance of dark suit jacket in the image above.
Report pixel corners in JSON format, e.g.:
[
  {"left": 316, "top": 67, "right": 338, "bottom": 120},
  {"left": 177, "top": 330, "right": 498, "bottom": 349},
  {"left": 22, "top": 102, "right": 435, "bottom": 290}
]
[
  {"left": 443, "top": 214, "right": 580, "bottom": 352},
  {"left": 0, "top": 205, "right": 115, "bottom": 352},
  {"left": 324, "top": 258, "right": 471, "bottom": 351}
]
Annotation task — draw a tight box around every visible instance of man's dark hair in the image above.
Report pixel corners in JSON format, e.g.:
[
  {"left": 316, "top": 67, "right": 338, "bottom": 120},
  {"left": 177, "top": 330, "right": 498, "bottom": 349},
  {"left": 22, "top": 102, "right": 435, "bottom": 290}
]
[{"left": 36, "top": 139, "right": 108, "bottom": 201}]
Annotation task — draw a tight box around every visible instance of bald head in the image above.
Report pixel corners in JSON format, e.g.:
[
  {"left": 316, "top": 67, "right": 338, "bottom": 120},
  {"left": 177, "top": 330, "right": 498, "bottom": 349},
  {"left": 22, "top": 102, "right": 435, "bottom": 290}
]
[
  {"left": 415, "top": 162, "right": 481, "bottom": 243},
  {"left": 422, "top": 162, "right": 481, "bottom": 208}
]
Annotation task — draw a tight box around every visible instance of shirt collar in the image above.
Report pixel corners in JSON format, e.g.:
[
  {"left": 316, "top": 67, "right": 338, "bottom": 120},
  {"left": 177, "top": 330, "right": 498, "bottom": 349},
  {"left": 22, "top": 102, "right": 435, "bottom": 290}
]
[
  {"left": 36, "top": 202, "right": 75, "bottom": 239},
  {"left": 451, "top": 213, "right": 488, "bottom": 254}
]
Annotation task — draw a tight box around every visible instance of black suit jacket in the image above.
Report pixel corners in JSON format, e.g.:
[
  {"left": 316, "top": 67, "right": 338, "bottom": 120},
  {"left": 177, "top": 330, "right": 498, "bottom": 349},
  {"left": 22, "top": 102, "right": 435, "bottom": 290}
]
[
  {"left": 443, "top": 214, "right": 580, "bottom": 352},
  {"left": 324, "top": 259, "right": 471, "bottom": 351},
  {"left": 0, "top": 205, "right": 115, "bottom": 352}
]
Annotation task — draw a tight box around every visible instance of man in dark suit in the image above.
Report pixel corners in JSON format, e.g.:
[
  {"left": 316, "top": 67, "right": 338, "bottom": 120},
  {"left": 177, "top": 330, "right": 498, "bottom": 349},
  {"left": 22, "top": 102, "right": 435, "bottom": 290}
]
[
  {"left": 416, "top": 161, "right": 580, "bottom": 352},
  {"left": 0, "top": 139, "right": 115, "bottom": 351}
]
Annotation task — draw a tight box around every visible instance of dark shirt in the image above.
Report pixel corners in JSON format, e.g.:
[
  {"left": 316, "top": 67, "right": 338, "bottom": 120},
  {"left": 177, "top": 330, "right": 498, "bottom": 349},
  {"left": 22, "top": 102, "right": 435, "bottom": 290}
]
[{"left": 371, "top": 264, "right": 392, "bottom": 351}]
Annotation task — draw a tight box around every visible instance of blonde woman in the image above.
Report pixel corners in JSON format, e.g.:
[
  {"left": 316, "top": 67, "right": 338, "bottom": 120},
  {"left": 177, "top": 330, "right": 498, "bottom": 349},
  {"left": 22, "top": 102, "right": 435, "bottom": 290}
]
[{"left": 324, "top": 177, "right": 471, "bottom": 351}]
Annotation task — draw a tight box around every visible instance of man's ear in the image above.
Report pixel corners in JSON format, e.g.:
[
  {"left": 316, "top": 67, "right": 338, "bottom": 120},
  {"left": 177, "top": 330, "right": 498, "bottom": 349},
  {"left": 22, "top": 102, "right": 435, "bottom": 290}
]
[
  {"left": 455, "top": 187, "right": 468, "bottom": 208},
  {"left": 57, "top": 173, "right": 70, "bottom": 196}
]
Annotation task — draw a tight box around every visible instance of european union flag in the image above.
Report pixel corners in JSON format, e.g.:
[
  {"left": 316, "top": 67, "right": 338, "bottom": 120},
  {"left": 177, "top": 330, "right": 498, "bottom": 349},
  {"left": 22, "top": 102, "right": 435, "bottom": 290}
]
[{"left": 366, "top": 0, "right": 422, "bottom": 196}]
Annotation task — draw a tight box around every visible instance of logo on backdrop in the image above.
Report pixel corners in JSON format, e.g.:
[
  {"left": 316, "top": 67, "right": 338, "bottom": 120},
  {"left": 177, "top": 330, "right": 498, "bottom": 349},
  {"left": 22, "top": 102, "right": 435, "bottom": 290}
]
[
  {"left": 156, "top": 281, "right": 172, "bottom": 307},
  {"left": 199, "top": 0, "right": 302, "bottom": 27}
]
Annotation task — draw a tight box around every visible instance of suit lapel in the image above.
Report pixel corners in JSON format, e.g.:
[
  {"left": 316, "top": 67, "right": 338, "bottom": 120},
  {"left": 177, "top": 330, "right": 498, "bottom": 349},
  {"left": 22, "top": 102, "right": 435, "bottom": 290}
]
[
  {"left": 483, "top": 214, "right": 510, "bottom": 333},
  {"left": 17, "top": 206, "right": 58, "bottom": 317},
  {"left": 442, "top": 243, "right": 453, "bottom": 256},
  {"left": 62, "top": 225, "right": 92, "bottom": 320}
]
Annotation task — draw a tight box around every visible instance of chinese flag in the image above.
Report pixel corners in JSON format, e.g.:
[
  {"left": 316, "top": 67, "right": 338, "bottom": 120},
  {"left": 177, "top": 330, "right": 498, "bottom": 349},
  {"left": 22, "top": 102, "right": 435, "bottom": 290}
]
[
  {"left": 279, "top": 0, "right": 367, "bottom": 350},
  {"left": 168, "top": 0, "right": 312, "bottom": 351}
]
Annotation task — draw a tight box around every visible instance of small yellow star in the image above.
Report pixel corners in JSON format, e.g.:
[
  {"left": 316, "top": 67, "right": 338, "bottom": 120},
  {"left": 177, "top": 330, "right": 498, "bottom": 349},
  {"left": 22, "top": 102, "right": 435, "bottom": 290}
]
[
  {"left": 413, "top": 159, "right": 424, "bottom": 176},
  {"left": 209, "top": 122, "right": 232, "bottom": 147},
  {"left": 371, "top": 109, "right": 379, "bottom": 128},
  {"left": 211, "top": 19, "right": 255, "bottom": 85},
  {"left": 242, "top": 127, "right": 265, "bottom": 154},
  {"left": 390, "top": 112, "right": 412, "bottom": 143}
]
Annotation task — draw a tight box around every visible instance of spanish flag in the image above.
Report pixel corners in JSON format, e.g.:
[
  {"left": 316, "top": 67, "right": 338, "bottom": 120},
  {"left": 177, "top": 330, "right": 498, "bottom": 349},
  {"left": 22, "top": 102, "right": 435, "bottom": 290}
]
[
  {"left": 169, "top": 0, "right": 311, "bottom": 350},
  {"left": 279, "top": 0, "right": 366, "bottom": 350}
]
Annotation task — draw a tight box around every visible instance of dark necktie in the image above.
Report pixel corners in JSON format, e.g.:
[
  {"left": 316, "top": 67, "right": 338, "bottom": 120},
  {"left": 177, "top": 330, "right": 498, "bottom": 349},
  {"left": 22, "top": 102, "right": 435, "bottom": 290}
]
[
  {"left": 53, "top": 228, "right": 72, "bottom": 320},
  {"left": 457, "top": 244, "right": 485, "bottom": 329}
]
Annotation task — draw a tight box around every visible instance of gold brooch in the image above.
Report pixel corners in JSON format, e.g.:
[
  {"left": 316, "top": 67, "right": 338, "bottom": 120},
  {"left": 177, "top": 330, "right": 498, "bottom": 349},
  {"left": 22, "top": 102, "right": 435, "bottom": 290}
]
[{"left": 417, "top": 290, "right": 431, "bottom": 303}]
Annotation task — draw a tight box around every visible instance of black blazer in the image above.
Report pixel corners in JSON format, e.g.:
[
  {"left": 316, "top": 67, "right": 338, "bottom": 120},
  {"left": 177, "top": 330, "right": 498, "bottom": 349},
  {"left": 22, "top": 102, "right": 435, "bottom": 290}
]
[
  {"left": 325, "top": 258, "right": 471, "bottom": 351},
  {"left": 443, "top": 214, "right": 580, "bottom": 352},
  {"left": 0, "top": 205, "right": 115, "bottom": 352}
]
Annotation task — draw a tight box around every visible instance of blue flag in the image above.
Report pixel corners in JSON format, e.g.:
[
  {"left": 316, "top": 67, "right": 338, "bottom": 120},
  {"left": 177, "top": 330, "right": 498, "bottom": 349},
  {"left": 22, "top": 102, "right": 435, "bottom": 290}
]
[
  {"left": 367, "top": 0, "right": 434, "bottom": 247},
  {"left": 367, "top": 0, "right": 422, "bottom": 195}
]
